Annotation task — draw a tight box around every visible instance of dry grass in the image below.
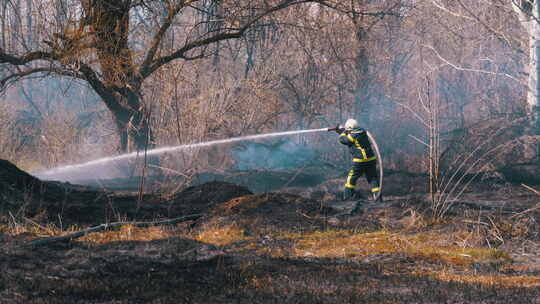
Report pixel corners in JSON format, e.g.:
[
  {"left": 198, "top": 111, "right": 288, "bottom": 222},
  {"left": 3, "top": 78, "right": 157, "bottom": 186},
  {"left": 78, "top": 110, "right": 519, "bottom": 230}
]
[
  {"left": 4, "top": 217, "right": 69, "bottom": 237},
  {"left": 172, "top": 224, "right": 536, "bottom": 289},
  {"left": 423, "top": 271, "right": 540, "bottom": 288},
  {"left": 2, "top": 217, "right": 186, "bottom": 245},
  {"left": 195, "top": 225, "right": 251, "bottom": 246},
  {"left": 259, "top": 228, "right": 534, "bottom": 288},
  {"left": 77, "top": 225, "right": 175, "bottom": 244},
  {"left": 9, "top": 221, "right": 250, "bottom": 247},
  {"left": 288, "top": 229, "right": 509, "bottom": 265}
]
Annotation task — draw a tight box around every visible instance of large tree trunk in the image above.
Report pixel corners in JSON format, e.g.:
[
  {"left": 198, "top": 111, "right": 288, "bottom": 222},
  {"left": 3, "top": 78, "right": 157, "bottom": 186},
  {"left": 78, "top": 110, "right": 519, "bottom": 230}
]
[
  {"left": 532, "top": 1, "right": 540, "bottom": 146},
  {"left": 513, "top": 0, "right": 540, "bottom": 159},
  {"left": 527, "top": 1, "right": 540, "bottom": 120},
  {"left": 109, "top": 91, "right": 153, "bottom": 153},
  {"left": 82, "top": 0, "right": 153, "bottom": 152},
  {"left": 353, "top": 24, "right": 371, "bottom": 123}
]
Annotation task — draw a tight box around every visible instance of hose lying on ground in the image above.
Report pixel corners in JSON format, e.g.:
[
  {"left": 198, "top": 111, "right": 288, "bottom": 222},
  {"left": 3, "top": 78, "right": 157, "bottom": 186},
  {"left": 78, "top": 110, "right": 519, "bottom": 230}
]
[{"left": 27, "top": 214, "right": 202, "bottom": 247}]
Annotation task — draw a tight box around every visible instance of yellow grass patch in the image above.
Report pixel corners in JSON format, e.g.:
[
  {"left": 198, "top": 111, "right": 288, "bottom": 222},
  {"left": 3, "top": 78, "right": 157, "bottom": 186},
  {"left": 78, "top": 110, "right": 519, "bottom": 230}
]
[
  {"left": 292, "top": 230, "right": 509, "bottom": 267},
  {"left": 424, "top": 271, "right": 540, "bottom": 288},
  {"left": 196, "top": 225, "right": 250, "bottom": 246},
  {"left": 78, "top": 225, "right": 171, "bottom": 244},
  {"left": 286, "top": 229, "right": 536, "bottom": 287},
  {"left": 281, "top": 229, "right": 351, "bottom": 240},
  {"left": 294, "top": 230, "right": 403, "bottom": 258}
]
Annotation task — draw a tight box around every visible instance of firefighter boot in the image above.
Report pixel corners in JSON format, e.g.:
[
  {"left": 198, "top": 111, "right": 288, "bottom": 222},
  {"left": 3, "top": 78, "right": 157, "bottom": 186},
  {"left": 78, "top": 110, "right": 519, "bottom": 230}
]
[
  {"left": 343, "top": 188, "right": 355, "bottom": 201},
  {"left": 372, "top": 192, "right": 383, "bottom": 202},
  {"left": 349, "top": 201, "right": 363, "bottom": 216}
]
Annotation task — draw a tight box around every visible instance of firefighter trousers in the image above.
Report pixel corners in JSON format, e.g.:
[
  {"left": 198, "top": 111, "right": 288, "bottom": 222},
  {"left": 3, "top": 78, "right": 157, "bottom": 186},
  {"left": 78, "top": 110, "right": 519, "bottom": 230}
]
[{"left": 344, "top": 160, "right": 380, "bottom": 199}]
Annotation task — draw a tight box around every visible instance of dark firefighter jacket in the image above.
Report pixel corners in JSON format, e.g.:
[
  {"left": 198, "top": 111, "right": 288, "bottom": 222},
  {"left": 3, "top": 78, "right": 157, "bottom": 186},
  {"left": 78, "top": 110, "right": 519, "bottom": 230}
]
[{"left": 339, "top": 128, "right": 376, "bottom": 163}]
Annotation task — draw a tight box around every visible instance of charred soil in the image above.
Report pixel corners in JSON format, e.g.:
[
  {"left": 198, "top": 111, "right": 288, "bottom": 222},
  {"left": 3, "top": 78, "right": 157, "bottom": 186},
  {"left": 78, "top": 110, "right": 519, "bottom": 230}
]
[{"left": 1, "top": 159, "right": 540, "bottom": 303}]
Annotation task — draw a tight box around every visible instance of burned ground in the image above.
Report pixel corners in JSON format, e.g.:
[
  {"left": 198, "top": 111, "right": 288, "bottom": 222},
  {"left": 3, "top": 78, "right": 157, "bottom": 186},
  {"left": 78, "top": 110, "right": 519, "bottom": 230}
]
[
  {"left": 2, "top": 238, "right": 540, "bottom": 304},
  {"left": 1, "top": 159, "right": 540, "bottom": 303}
]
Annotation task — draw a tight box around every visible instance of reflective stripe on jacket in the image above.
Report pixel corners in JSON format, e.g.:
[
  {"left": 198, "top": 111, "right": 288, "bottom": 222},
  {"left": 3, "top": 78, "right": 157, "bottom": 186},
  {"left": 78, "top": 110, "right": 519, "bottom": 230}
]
[{"left": 339, "top": 128, "right": 376, "bottom": 162}]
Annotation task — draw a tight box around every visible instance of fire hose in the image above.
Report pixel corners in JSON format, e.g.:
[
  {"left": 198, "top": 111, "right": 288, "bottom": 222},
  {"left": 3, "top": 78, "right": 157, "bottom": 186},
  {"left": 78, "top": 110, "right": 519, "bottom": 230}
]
[{"left": 367, "top": 131, "right": 383, "bottom": 202}]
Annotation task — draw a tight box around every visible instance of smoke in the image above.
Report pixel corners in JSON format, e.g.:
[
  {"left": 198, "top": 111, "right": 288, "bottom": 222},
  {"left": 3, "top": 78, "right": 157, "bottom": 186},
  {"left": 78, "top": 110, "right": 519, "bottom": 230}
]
[{"left": 233, "top": 140, "right": 318, "bottom": 170}]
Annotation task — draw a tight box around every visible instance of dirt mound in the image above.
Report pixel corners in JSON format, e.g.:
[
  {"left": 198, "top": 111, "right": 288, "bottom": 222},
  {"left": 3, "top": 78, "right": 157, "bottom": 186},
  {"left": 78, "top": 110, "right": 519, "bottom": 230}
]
[
  {"left": 0, "top": 159, "right": 75, "bottom": 217},
  {"left": 198, "top": 193, "right": 337, "bottom": 235},
  {"left": 0, "top": 159, "right": 40, "bottom": 185},
  {"left": 0, "top": 159, "right": 125, "bottom": 224},
  {"left": 0, "top": 159, "right": 253, "bottom": 226},
  {"left": 168, "top": 181, "right": 253, "bottom": 216},
  {"left": 0, "top": 159, "right": 47, "bottom": 203}
]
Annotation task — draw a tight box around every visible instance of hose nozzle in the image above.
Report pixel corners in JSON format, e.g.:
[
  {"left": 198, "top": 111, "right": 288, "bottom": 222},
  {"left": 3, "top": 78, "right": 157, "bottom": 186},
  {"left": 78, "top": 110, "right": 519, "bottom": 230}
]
[{"left": 328, "top": 125, "right": 344, "bottom": 133}]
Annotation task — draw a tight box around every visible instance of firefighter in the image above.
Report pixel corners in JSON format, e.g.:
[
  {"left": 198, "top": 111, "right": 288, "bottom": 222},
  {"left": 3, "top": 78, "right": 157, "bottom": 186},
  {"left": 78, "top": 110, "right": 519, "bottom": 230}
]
[{"left": 333, "top": 118, "right": 381, "bottom": 201}]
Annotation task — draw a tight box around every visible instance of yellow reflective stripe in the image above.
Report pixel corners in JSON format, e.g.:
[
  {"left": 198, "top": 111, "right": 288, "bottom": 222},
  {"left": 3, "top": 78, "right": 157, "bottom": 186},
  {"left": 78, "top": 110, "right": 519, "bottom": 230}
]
[
  {"left": 353, "top": 157, "right": 376, "bottom": 163},
  {"left": 347, "top": 134, "right": 369, "bottom": 160},
  {"left": 345, "top": 170, "right": 355, "bottom": 188},
  {"left": 371, "top": 187, "right": 381, "bottom": 193},
  {"left": 345, "top": 134, "right": 356, "bottom": 145}
]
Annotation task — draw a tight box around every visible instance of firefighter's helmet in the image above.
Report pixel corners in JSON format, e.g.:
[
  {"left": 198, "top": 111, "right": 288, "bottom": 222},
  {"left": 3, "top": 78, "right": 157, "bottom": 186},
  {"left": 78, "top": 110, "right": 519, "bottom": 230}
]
[{"left": 344, "top": 118, "right": 359, "bottom": 130}]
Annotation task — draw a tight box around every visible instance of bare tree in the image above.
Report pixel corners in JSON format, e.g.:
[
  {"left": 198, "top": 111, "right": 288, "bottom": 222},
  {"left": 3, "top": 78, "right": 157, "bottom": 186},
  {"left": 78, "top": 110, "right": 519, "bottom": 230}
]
[
  {"left": 512, "top": 0, "right": 540, "bottom": 150},
  {"left": 0, "top": 0, "right": 332, "bottom": 153}
]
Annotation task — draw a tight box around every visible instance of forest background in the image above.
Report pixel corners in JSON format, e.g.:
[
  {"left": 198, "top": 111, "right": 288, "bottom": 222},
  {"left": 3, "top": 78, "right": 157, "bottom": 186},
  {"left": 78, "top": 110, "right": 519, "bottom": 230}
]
[{"left": 0, "top": 0, "right": 537, "bottom": 185}]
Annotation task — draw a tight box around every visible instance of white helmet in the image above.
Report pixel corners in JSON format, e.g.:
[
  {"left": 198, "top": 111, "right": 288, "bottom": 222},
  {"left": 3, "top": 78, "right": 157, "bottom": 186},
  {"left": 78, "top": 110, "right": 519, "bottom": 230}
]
[{"left": 344, "top": 118, "right": 359, "bottom": 130}]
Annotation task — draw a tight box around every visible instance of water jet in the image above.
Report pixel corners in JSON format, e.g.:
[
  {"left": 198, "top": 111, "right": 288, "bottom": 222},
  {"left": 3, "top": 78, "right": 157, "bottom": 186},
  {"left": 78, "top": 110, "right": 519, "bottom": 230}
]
[{"left": 35, "top": 128, "right": 328, "bottom": 181}]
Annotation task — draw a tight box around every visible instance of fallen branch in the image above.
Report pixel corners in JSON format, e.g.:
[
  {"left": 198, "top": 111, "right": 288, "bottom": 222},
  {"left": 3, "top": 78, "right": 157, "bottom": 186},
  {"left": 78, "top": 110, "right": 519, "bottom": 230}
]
[
  {"left": 521, "top": 184, "right": 540, "bottom": 196},
  {"left": 509, "top": 185, "right": 540, "bottom": 219},
  {"left": 27, "top": 214, "right": 202, "bottom": 247},
  {"left": 283, "top": 165, "right": 307, "bottom": 188},
  {"left": 511, "top": 205, "right": 540, "bottom": 219},
  {"left": 462, "top": 219, "right": 490, "bottom": 226}
]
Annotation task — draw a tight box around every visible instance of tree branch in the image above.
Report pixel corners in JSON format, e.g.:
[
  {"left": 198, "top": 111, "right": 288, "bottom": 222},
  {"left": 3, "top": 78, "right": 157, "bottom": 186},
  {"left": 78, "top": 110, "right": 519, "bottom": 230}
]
[
  {"left": 141, "top": 0, "right": 315, "bottom": 78},
  {"left": 313, "top": 0, "right": 401, "bottom": 18},
  {"left": 0, "top": 49, "right": 58, "bottom": 65},
  {"left": 139, "top": 2, "right": 188, "bottom": 79},
  {"left": 0, "top": 68, "right": 49, "bottom": 89},
  {"left": 0, "top": 48, "right": 84, "bottom": 91},
  {"left": 423, "top": 44, "right": 523, "bottom": 84},
  {"left": 455, "top": 0, "right": 514, "bottom": 48},
  {"left": 0, "top": 66, "right": 84, "bottom": 91},
  {"left": 77, "top": 63, "right": 125, "bottom": 113},
  {"left": 522, "top": 183, "right": 540, "bottom": 196},
  {"left": 430, "top": 0, "right": 475, "bottom": 21}
]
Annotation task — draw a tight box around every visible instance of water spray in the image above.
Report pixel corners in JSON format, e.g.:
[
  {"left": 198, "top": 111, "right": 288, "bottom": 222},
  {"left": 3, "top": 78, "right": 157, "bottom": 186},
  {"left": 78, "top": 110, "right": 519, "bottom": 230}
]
[{"left": 36, "top": 128, "right": 329, "bottom": 179}]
